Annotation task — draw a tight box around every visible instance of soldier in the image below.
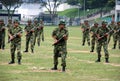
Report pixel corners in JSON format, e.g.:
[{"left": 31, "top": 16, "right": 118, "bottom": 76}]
[
  {"left": 8, "top": 20, "right": 22, "bottom": 64},
  {"left": 112, "top": 21, "right": 120, "bottom": 49},
  {"left": 24, "top": 20, "right": 35, "bottom": 53},
  {"left": 90, "top": 22, "right": 99, "bottom": 52},
  {"left": 107, "top": 21, "right": 116, "bottom": 44},
  {"left": 81, "top": 20, "right": 90, "bottom": 46},
  {"left": 33, "top": 19, "right": 44, "bottom": 46},
  {"left": 0, "top": 19, "right": 6, "bottom": 50},
  {"left": 51, "top": 21, "right": 69, "bottom": 72},
  {"left": 7, "top": 19, "right": 13, "bottom": 43},
  {"left": 95, "top": 21, "right": 110, "bottom": 63}
]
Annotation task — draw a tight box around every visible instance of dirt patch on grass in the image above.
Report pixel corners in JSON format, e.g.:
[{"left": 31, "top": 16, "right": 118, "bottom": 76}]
[{"left": 104, "top": 63, "right": 120, "bottom": 67}]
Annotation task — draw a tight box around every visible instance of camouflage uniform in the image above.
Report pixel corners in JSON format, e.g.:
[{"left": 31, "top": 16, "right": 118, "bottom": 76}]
[
  {"left": 9, "top": 20, "right": 22, "bottom": 64},
  {"left": 113, "top": 21, "right": 120, "bottom": 49},
  {"left": 107, "top": 21, "right": 116, "bottom": 44},
  {"left": 34, "top": 19, "right": 44, "bottom": 46},
  {"left": 90, "top": 23, "right": 98, "bottom": 52},
  {"left": 0, "top": 19, "right": 6, "bottom": 50},
  {"left": 96, "top": 21, "right": 109, "bottom": 63},
  {"left": 7, "top": 19, "right": 13, "bottom": 42},
  {"left": 52, "top": 21, "right": 68, "bottom": 72},
  {"left": 24, "top": 21, "right": 35, "bottom": 53},
  {"left": 81, "top": 20, "right": 90, "bottom": 46}
]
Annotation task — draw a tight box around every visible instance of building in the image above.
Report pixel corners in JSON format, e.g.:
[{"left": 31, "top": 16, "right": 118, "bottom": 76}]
[{"left": 115, "top": 0, "right": 120, "bottom": 22}]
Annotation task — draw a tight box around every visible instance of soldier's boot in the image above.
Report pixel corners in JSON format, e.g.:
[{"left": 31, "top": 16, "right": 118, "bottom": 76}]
[
  {"left": 31, "top": 49, "right": 34, "bottom": 53},
  {"left": 90, "top": 48, "right": 94, "bottom": 52},
  {"left": 51, "top": 65, "right": 58, "bottom": 70},
  {"left": 95, "top": 57, "right": 101, "bottom": 62},
  {"left": 112, "top": 44, "right": 116, "bottom": 49},
  {"left": 105, "top": 58, "right": 109, "bottom": 63},
  {"left": 62, "top": 66, "right": 66, "bottom": 72},
  {"left": 18, "top": 59, "right": 21, "bottom": 65},
  {"left": 82, "top": 42, "right": 85, "bottom": 46},
  {"left": 24, "top": 49, "right": 28, "bottom": 52},
  {"left": 9, "top": 59, "right": 15, "bottom": 64}
]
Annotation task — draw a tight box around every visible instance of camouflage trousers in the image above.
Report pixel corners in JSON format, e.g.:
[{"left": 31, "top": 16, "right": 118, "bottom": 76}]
[
  {"left": 10, "top": 41, "right": 22, "bottom": 60},
  {"left": 53, "top": 45, "right": 67, "bottom": 67},
  {"left": 34, "top": 31, "right": 43, "bottom": 46},
  {"left": 113, "top": 34, "right": 120, "bottom": 49},
  {"left": 0, "top": 34, "right": 5, "bottom": 49},
  {"left": 25, "top": 35, "right": 34, "bottom": 51},
  {"left": 82, "top": 33, "right": 90, "bottom": 45},
  {"left": 107, "top": 33, "right": 113, "bottom": 44},
  {"left": 91, "top": 37, "right": 97, "bottom": 51},
  {"left": 96, "top": 41, "right": 109, "bottom": 59}
]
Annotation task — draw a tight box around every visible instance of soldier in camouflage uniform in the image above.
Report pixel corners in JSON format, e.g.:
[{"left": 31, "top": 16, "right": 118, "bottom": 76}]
[
  {"left": 24, "top": 20, "right": 35, "bottom": 53},
  {"left": 33, "top": 19, "right": 44, "bottom": 46},
  {"left": 90, "top": 22, "right": 99, "bottom": 52},
  {"left": 0, "top": 19, "right": 6, "bottom": 50},
  {"left": 8, "top": 20, "right": 22, "bottom": 64},
  {"left": 81, "top": 20, "right": 90, "bottom": 46},
  {"left": 7, "top": 19, "right": 13, "bottom": 43},
  {"left": 95, "top": 21, "right": 110, "bottom": 63},
  {"left": 107, "top": 21, "right": 116, "bottom": 44},
  {"left": 112, "top": 21, "right": 120, "bottom": 49},
  {"left": 51, "top": 21, "right": 68, "bottom": 72}
]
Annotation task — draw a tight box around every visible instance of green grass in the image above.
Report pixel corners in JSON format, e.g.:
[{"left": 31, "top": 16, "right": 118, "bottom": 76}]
[{"left": 0, "top": 26, "right": 120, "bottom": 81}]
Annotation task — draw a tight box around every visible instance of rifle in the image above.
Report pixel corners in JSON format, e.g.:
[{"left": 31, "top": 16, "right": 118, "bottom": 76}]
[
  {"left": 52, "top": 34, "right": 67, "bottom": 46},
  {"left": 83, "top": 27, "right": 89, "bottom": 33},
  {"left": 8, "top": 31, "right": 23, "bottom": 43},
  {"left": 115, "top": 28, "right": 120, "bottom": 33},
  {"left": 26, "top": 27, "right": 36, "bottom": 36},
  {"left": 97, "top": 30, "right": 113, "bottom": 41}
]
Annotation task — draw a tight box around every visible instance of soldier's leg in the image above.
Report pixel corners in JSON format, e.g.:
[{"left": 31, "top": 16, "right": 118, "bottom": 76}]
[
  {"left": 24, "top": 36, "right": 30, "bottom": 52},
  {"left": 118, "top": 36, "right": 120, "bottom": 49},
  {"left": 87, "top": 34, "right": 90, "bottom": 46},
  {"left": 16, "top": 42, "right": 22, "bottom": 64},
  {"left": 9, "top": 43, "right": 16, "bottom": 64},
  {"left": 103, "top": 42, "right": 109, "bottom": 63},
  {"left": 82, "top": 33, "right": 85, "bottom": 46},
  {"left": 30, "top": 36, "right": 34, "bottom": 53},
  {"left": 2, "top": 34, "right": 5, "bottom": 50},
  {"left": 90, "top": 37, "right": 95, "bottom": 52},
  {"left": 34, "top": 33, "right": 37, "bottom": 46},
  {"left": 37, "top": 32, "right": 41, "bottom": 46},
  {"left": 96, "top": 42, "right": 102, "bottom": 62},
  {"left": 51, "top": 47, "right": 58, "bottom": 70},
  {"left": 112, "top": 34, "right": 117, "bottom": 49},
  {"left": 108, "top": 34, "right": 112, "bottom": 44},
  {"left": 0, "top": 38, "right": 2, "bottom": 49}
]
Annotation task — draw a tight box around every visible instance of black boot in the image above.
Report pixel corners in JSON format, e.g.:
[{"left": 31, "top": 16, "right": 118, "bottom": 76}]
[
  {"left": 95, "top": 57, "right": 101, "bottom": 62},
  {"left": 105, "top": 58, "right": 109, "bottom": 63},
  {"left": 31, "top": 49, "right": 34, "bottom": 53},
  {"left": 90, "top": 49, "right": 94, "bottom": 52},
  {"left": 24, "top": 49, "right": 28, "bottom": 52},
  {"left": 88, "top": 42, "right": 90, "bottom": 46},
  {"left": 51, "top": 65, "right": 57, "bottom": 70},
  {"left": 112, "top": 44, "right": 116, "bottom": 49},
  {"left": 9, "top": 59, "right": 15, "bottom": 64},
  {"left": 62, "top": 66, "right": 66, "bottom": 72},
  {"left": 18, "top": 59, "right": 21, "bottom": 65}
]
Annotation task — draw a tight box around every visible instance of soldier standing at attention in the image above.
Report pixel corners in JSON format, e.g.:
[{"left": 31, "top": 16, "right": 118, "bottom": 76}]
[
  {"left": 107, "top": 21, "right": 116, "bottom": 44},
  {"left": 81, "top": 20, "right": 90, "bottom": 46},
  {"left": 112, "top": 21, "right": 120, "bottom": 49},
  {"left": 34, "top": 19, "right": 40, "bottom": 46},
  {"left": 24, "top": 20, "right": 35, "bottom": 53},
  {"left": 90, "top": 22, "right": 99, "bottom": 52},
  {"left": 95, "top": 21, "right": 110, "bottom": 63},
  {"left": 8, "top": 20, "right": 22, "bottom": 64},
  {"left": 0, "top": 19, "right": 6, "bottom": 50},
  {"left": 7, "top": 19, "right": 13, "bottom": 43},
  {"left": 51, "top": 21, "right": 68, "bottom": 72}
]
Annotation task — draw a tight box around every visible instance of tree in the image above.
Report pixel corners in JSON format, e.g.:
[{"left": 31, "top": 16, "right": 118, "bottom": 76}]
[
  {"left": 40, "top": 0, "right": 63, "bottom": 24},
  {"left": 0, "top": 0, "right": 23, "bottom": 19}
]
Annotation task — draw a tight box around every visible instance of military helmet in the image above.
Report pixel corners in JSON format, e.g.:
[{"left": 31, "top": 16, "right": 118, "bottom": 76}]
[
  {"left": 14, "top": 19, "right": 19, "bottom": 23},
  {"left": 102, "top": 21, "right": 107, "bottom": 25},
  {"left": 59, "top": 21, "right": 66, "bottom": 25}
]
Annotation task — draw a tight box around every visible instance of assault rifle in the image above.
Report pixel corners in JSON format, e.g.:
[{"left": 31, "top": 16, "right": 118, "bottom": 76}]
[
  {"left": 8, "top": 31, "right": 23, "bottom": 43},
  {"left": 83, "top": 27, "right": 89, "bottom": 33},
  {"left": 26, "top": 27, "right": 36, "bottom": 36},
  {"left": 97, "top": 30, "right": 113, "bottom": 41},
  {"left": 52, "top": 34, "right": 67, "bottom": 46}
]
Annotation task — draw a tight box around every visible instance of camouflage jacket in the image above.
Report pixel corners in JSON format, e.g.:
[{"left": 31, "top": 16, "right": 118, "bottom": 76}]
[
  {"left": 81, "top": 24, "right": 90, "bottom": 34},
  {"left": 24, "top": 24, "right": 34, "bottom": 36},
  {"left": 90, "top": 26, "right": 98, "bottom": 37},
  {"left": 52, "top": 27, "right": 68, "bottom": 46},
  {"left": 9, "top": 26, "right": 22, "bottom": 43},
  {"left": 96, "top": 27, "right": 109, "bottom": 42}
]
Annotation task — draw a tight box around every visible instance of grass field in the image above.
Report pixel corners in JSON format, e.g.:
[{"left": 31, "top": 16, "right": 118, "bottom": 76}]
[{"left": 0, "top": 26, "right": 120, "bottom": 81}]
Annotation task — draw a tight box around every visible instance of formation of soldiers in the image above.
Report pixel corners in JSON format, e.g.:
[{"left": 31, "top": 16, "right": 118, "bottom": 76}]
[
  {"left": 0, "top": 18, "right": 120, "bottom": 72},
  {"left": 81, "top": 20, "right": 120, "bottom": 63}
]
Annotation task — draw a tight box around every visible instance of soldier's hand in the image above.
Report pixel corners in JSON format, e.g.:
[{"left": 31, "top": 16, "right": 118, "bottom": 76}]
[
  {"left": 10, "top": 36, "right": 14, "bottom": 40},
  {"left": 63, "top": 35, "right": 68, "bottom": 40},
  {"left": 105, "top": 33, "right": 108, "bottom": 37}
]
